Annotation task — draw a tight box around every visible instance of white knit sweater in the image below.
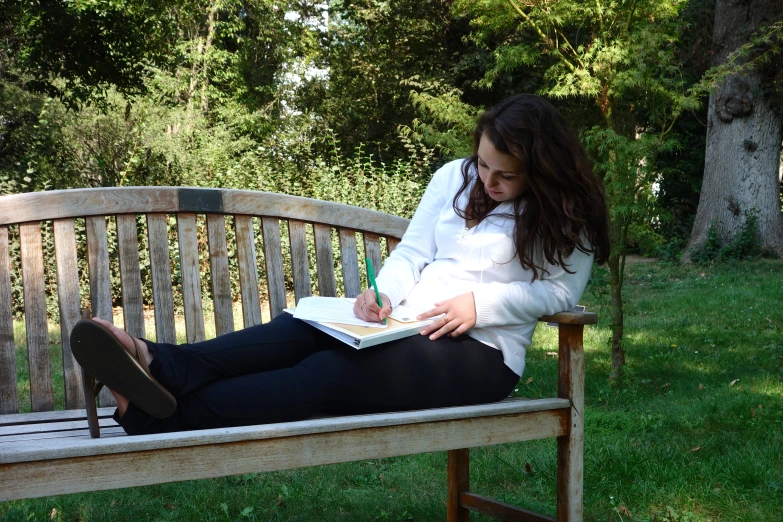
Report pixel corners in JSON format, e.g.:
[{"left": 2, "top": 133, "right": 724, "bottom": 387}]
[{"left": 374, "top": 158, "right": 594, "bottom": 377}]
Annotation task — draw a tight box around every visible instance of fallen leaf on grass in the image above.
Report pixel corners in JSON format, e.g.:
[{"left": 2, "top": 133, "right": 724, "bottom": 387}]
[
  {"left": 616, "top": 505, "right": 632, "bottom": 516},
  {"left": 730, "top": 379, "right": 740, "bottom": 386},
  {"left": 525, "top": 377, "right": 533, "bottom": 384},
  {"left": 661, "top": 382, "right": 671, "bottom": 388},
  {"left": 525, "top": 462, "right": 533, "bottom": 474},
  {"left": 689, "top": 446, "right": 701, "bottom": 453},
  {"left": 751, "top": 408, "right": 755, "bottom": 418},
  {"left": 699, "top": 383, "right": 704, "bottom": 390},
  {"left": 49, "top": 508, "right": 57, "bottom": 519},
  {"left": 163, "top": 504, "right": 177, "bottom": 510}
]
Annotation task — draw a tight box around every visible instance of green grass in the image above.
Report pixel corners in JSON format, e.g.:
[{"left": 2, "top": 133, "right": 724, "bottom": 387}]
[{"left": 2, "top": 259, "right": 782, "bottom": 521}]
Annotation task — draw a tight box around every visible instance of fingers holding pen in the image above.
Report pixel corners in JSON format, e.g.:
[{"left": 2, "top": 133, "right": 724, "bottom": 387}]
[{"left": 352, "top": 288, "right": 392, "bottom": 323}]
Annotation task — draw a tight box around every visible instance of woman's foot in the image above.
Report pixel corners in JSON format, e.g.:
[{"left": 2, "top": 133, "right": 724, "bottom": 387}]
[
  {"left": 70, "top": 318, "right": 177, "bottom": 419},
  {"left": 85, "top": 319, "right": 149, "bottom": 418},
  {"left": 90, "top": 318, "right": 154, "bottom": 367}
]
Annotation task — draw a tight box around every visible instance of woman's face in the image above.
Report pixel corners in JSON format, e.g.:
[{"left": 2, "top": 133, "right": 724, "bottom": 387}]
[{"left": 477, "top": 133, "right": 527, "bottom": 202}]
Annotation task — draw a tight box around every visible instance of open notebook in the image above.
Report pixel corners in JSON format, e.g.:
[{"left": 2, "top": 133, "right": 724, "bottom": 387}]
[{"left": 286, "top": 297, "right": 436, "bottom": 349}]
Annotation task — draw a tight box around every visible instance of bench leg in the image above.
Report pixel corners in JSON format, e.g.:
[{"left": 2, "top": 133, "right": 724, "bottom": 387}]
[
  {"left": 556, "top": 325, "right": 585, "bottom": 522},
  {"left": 447, "top": 448, "right": 470, "bottom": 522}
]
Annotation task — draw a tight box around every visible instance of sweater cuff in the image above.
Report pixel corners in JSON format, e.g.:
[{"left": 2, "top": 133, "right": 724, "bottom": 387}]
[{"left": 471, "top": 286, "right": 498, "bottom": 328}]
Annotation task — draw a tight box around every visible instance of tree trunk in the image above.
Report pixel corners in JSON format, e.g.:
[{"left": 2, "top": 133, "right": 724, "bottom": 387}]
[
  {"left": 608, "top": 253, "right": 625, "bottom": 381},
  {"left": 200, "top": 2, "right": 219, "bottom": 114},
  {"left": 685, "top": 0, "right": 783, "bottom": 259}
]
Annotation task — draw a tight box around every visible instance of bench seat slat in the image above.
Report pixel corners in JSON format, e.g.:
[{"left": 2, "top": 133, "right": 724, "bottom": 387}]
[
  {"left": 0, "top": 407, "right": 567, "bottom": 501},
  {"left": 176, "top": 213, "right": 206, "bottom": 343},
  {"left": 116, "top": 215, "right": 146, "bottom": 339},
  {"left": 313, "top": 224, "right": 337, "bottom": 297},
  {"left": 0, "top": 226, "right": 18, "bottom": 414},
  {"left": 206, "top": 214, "right": 234, "bottom": 336},
  {"left": 147, "top": 214, "right": 176, "bottom": 343},
  {"left": 262, "top": 217, "right": 286, "bottom": 318},
  {"left": 339, "top": 228, "right": 362, "bottom": 298},
  {"left": 0, "top": 407, "right": 116, "bottom": 426},
  {"left": 0, "top": 426, "right": 126, "bottom": 443},
  {"left": 0, "top": 417, "right": 119, "bottom": 437},
  {"left": 53, "top": 219, "right": 85, "bottom": 409},
  {"left": 234, "top": 215, "right": 262, "bottom": 327},
  {"left": 0, "top": 398, "right": 568, "bottom": 465},
  {"left": 20, "top": 222, "right": 54, "bottom": 412}
]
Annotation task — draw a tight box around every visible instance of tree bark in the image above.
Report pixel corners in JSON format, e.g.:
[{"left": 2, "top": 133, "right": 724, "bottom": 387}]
[
  {"left": 608, "top": 253, "right": 625, "bottom": 381},
  {"left": 685, "top": 0, "right": 783, "bottom": 259}
]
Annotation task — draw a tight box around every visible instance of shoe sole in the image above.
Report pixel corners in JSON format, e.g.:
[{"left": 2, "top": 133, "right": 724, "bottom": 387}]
[{"left": 70, "top": 320, "right": 177, "bottom": 419}]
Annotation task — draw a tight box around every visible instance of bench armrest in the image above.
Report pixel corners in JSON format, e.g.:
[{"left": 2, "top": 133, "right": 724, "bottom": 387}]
[{"left": 538, "top": 311, "right": 597, "bottom": 325}]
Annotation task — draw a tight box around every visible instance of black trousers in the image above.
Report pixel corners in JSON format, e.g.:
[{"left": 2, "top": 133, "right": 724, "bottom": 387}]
[{"left": 116, "top": 313, "right": 519, "bottom": 435}]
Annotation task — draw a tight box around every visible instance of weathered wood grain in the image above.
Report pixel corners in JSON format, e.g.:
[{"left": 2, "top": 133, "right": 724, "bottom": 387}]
[
  {"left": 223, "top": 190, "right": 409, "bottom": 238},
  {"left": 0, "top": 417, "right": 119, "bottom": 437},
  {"left": 1, "top": 398, "right": 568, "bottom": 463},
  {"left": 1, "top": 427, "right": 126, "bottom": 443},
  {"left": 234, "top": 216, "right": 262, "bottom": 327},
  {"left": 261, "top": 217, "right": 286, "bottom": 318},
  {"left": 288, "top": 220, "right": 312, "bottom": 304},
  {"left": 387, "top": 237, "right": 401, "bottom": 255},
  {"left": 176, "top": 213, "right": 205, "bottom": 343},
  {"left": 206, "top": 214, "right": 234, "bottom": 336},
  {"left": 116, "top": 215, "right": 146, "bottom": 339},
  {"left": 313, "top": 224, "right": 337, "bottom": 297},
  {"left": 0, "top": 408, "right": 567, "bottom": 500},
  {"left": 447, "top": 448, "right": 470, "bottom": 522},
  {"left": 146, "top": 214, "right": 176, "bottom": 344},
  {"left": 19, "top": 223, "right": 53, "bottom": 412},
  {"left": 363, "top": 232, "right": 382, "bottom": 277},
  {"left": 85, "top": 216, "right": 113, "bottom": 323},
  {"left": 461, "top": 493, "right": 556, "bottom": 522},
  {"left": 85, "top": 217, "right": 116, "bottom": 408},
  {"left": 0, "top": 226, "right": 18, "bottom": 414},
  {"left": 539, "top": 312, "right": 597, "bottom": 326},
  {"left": 556, "top": 324, "right": 585, "bottom": 522},
  {"left": 0, "top": 188, "right": 179, "bottom": 225},
  {"left": 0, "top": 188, "right": 410, "bottom": 238},
  {"left": 0, "top": 407, "right": 116, "bottom": 426},
  {"left": 53, "top": 219, "right": 85, "bottom": 409},
  {"left": 338, "top": 229, "right": 362, "bottom": 298}
]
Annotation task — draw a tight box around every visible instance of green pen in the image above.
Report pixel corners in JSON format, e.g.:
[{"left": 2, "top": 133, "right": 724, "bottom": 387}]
[{"left": 365, "top": 257, "right": 386, "bottom": 325}]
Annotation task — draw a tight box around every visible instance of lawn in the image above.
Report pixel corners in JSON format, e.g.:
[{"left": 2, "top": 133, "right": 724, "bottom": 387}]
[{"left": 2, "top": 259, "right": 782, "bottom": 521}]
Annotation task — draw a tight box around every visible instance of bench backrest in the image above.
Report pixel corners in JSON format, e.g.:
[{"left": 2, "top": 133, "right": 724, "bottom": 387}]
[{"left": 0, "top": 187, "right": 409, "bottom": 414}]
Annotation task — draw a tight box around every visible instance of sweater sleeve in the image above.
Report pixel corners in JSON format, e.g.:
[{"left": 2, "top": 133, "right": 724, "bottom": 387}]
[
  {"left": 471, "top": 246, "right": 594, "bottom": 327},
  {"left": 374, "top": 161, "right": 457, "bottom": 307}
]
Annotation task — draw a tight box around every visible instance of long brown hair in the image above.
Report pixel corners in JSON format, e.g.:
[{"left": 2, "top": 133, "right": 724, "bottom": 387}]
[{"left": 454, "top": 94, "right": 610, "bottom": 281}]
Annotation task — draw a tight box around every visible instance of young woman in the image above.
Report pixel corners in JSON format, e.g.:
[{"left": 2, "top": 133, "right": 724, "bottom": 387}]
[{"left": 70, "top": 93, "right": 610, "bottom": 435}]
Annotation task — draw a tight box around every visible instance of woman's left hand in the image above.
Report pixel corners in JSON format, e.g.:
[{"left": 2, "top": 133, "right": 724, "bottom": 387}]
[{"left": 417, "top": 292, "right": 477, "bottom": 340}]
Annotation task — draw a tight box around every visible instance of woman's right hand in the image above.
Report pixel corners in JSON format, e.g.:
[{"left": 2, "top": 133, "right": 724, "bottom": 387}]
[{"left": 353, "top": 288, "right": 392, "bottom": 323}]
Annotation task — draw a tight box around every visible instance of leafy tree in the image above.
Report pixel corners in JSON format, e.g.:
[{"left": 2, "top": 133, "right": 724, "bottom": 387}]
[
  {"left": 454, "top": 0, "right": 702, "bottom": 379},
  {"left": 0, "top": 0, "right": 179, "bottom": 105}
]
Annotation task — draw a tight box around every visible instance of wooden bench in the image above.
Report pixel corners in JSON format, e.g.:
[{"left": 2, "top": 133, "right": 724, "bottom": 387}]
[{"left": 0, "top": 187, "right": 596, "bottom": 521}]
